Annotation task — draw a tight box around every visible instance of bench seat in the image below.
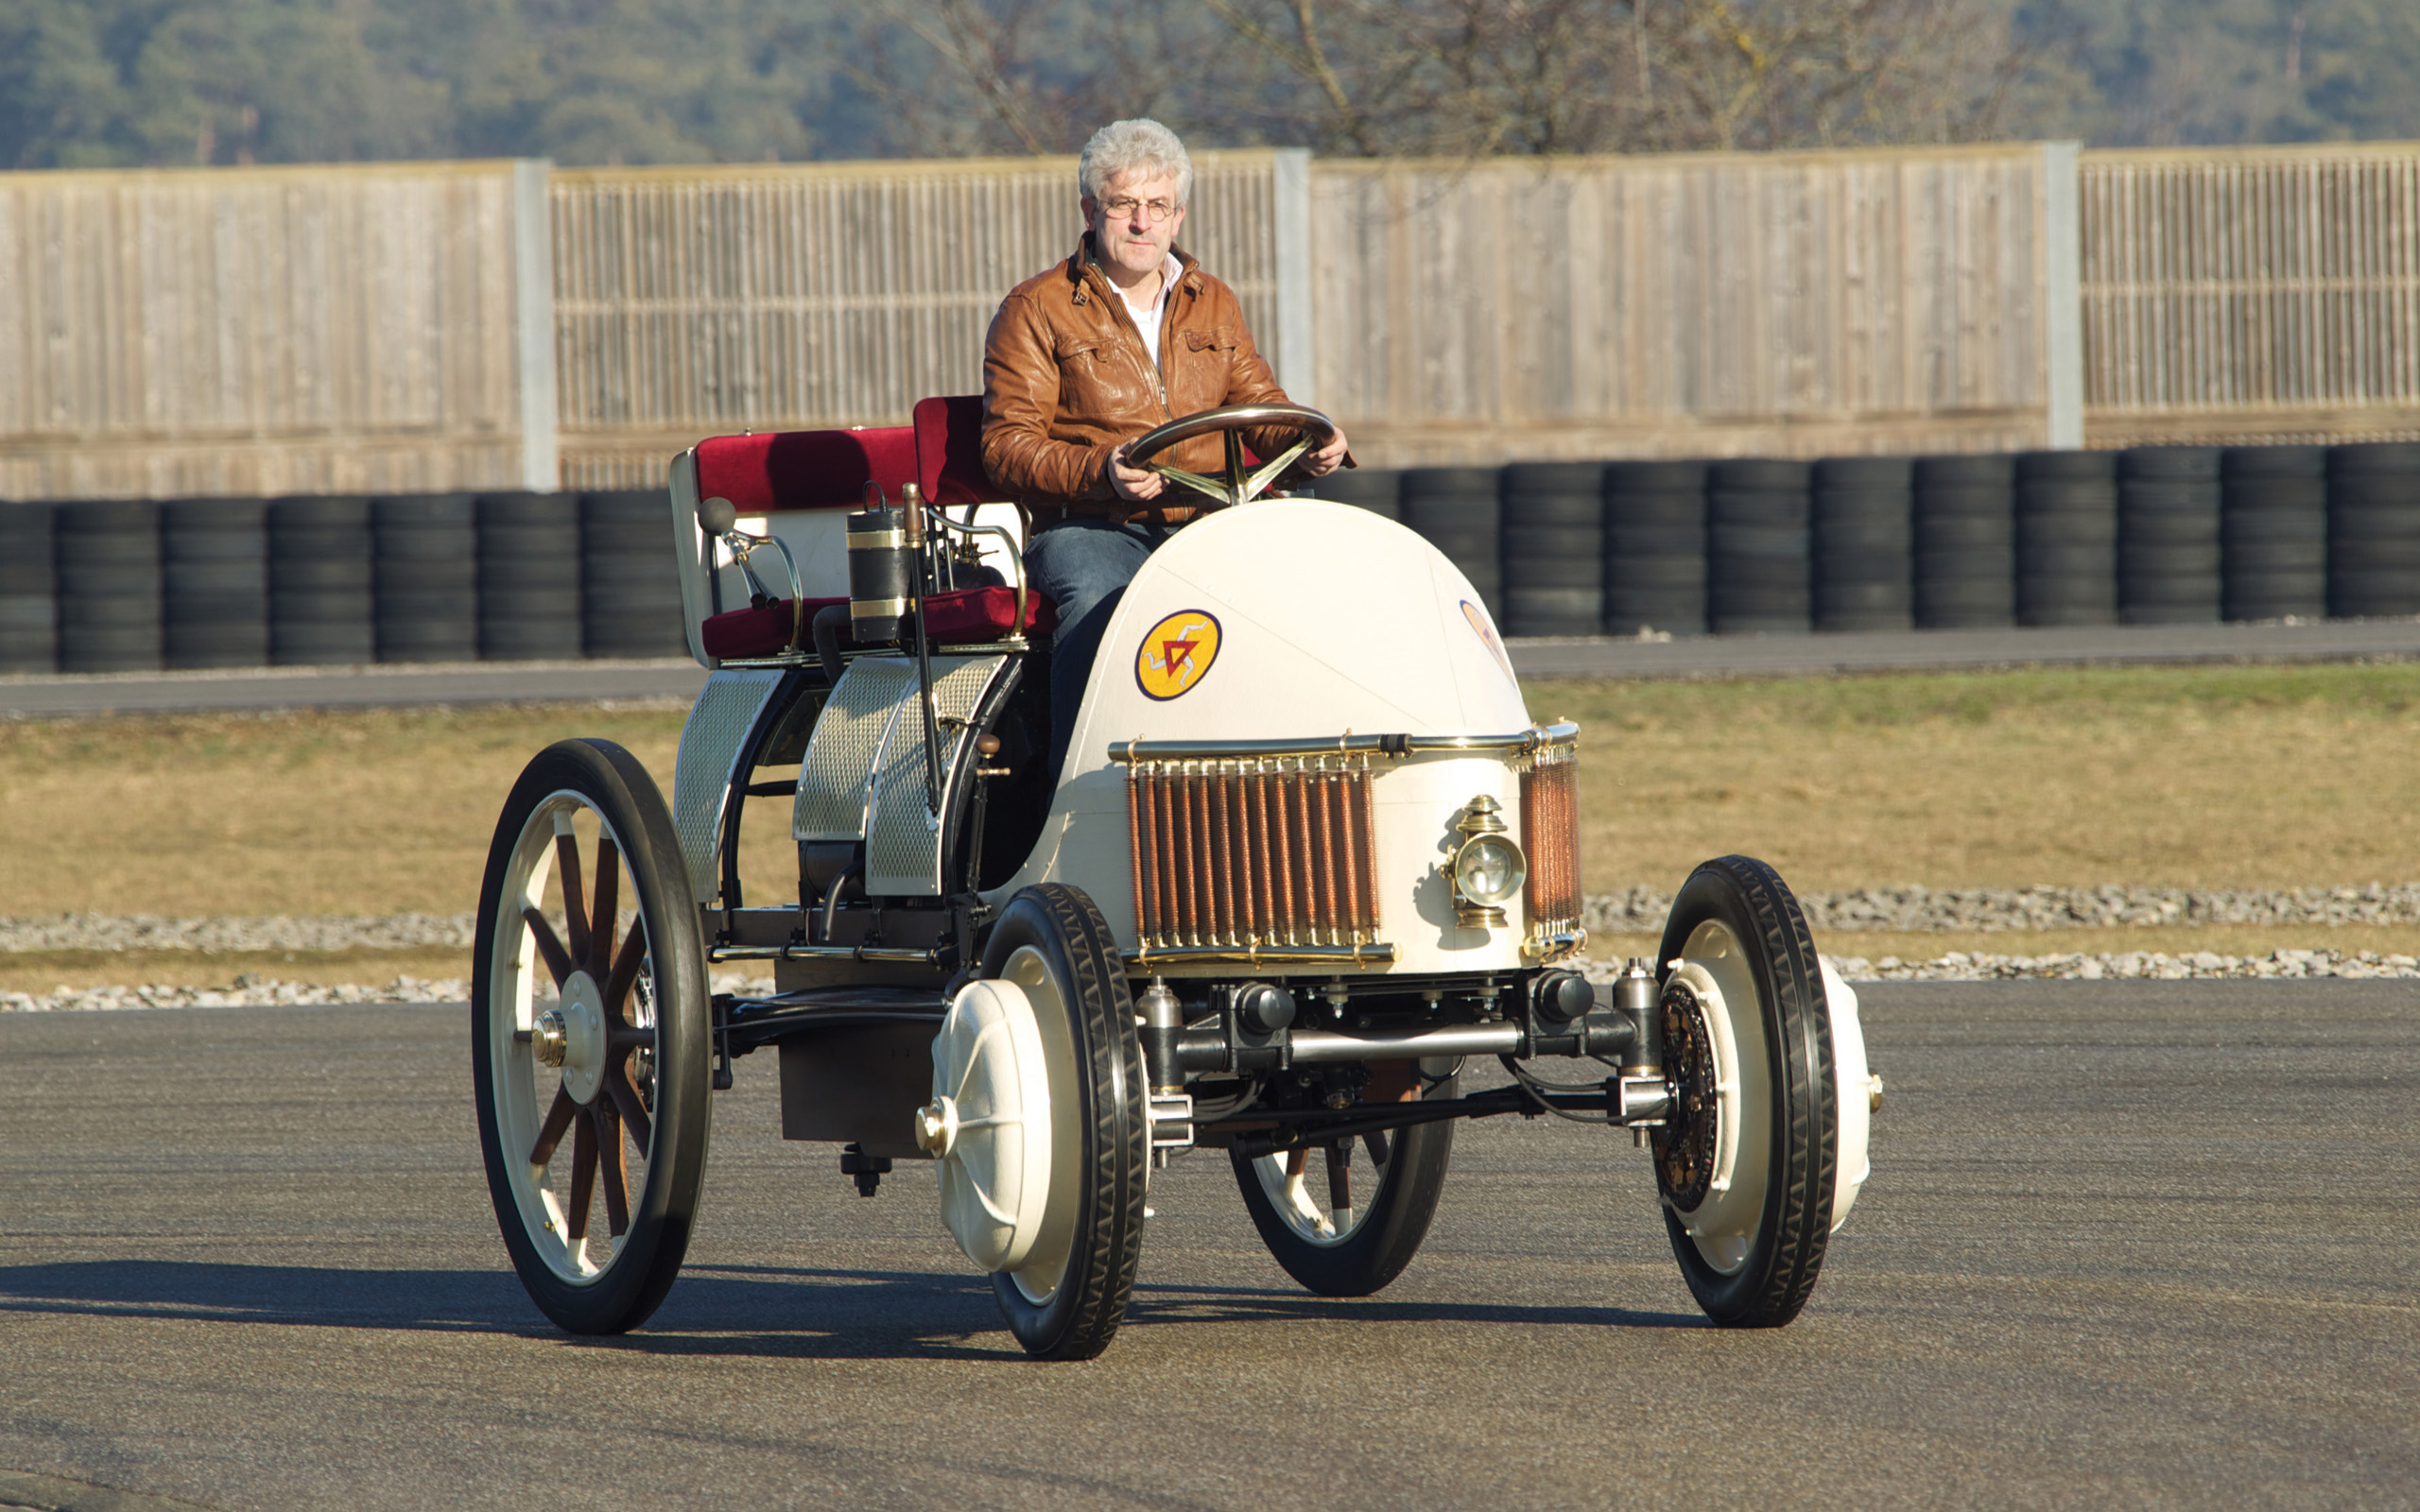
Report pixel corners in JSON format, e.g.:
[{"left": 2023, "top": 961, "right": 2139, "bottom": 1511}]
[{"left": 700, "top": 584, "right": 1055, "bottom": 661}]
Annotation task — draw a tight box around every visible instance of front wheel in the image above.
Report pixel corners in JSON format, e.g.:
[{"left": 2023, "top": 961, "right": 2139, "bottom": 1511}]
[
  {"left": 472, "top": 739, "right": 712, "bottom": 1334},
  {"left": 1232, "top": 1067, "right": 1457, "bottom": 1297},
  {"left": 971, "top": 884, "right": 1150, "bottom": 1360},
  {"left": 1652, "top": 855, "right": 1839, "bottom": 1328}
]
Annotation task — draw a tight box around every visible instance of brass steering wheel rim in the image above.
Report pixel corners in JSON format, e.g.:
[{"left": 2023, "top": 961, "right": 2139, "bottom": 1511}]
[{"left": 1121, "top": 404, "right": 1339, "bottom": 509}]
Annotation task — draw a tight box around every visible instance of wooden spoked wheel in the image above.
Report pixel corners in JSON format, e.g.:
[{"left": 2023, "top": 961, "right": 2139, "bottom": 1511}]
[{"left": 473, "top": 739, "right": 711, "bottom": 1334}]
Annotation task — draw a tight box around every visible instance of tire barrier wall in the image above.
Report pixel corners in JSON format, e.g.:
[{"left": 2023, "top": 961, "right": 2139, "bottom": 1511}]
[
  {"left": 2015, "top": 450, "right": 2119, "bottom": 627},
  {"left": 0, "top": 502, "right": 59, "bottom": 673},
  {"left": 1333, "top": 442, "right": 2414, "bottom": 641},
  {"left": 1707, "top": 459, "right": 1812, "bottom": 636},
  {"left": 10, "top": 453, "right": 2420, "bottom": 674},
  {"left": 3, "top": 490, "right": 690, "bottom": 673},
  {"left": 1604, "top": 461, "right": 1709, "bottom": 637},
  {"left": 2118, "top": 447, "right": 2221, "bottom": 626},
  {"left": 1813, "top": 457, "right": 1913, "bottom": 633},
  {"left": 164, "top": 498, "right": 270, "bottom": 669}
]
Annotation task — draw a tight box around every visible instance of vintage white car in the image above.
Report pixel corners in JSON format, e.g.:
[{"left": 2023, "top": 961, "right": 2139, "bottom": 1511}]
[{"left": 470, "top": 399, "right": 1875, "bottom": 1359}]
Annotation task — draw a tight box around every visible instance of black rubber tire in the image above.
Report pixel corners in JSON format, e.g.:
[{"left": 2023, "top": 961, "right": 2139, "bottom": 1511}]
[
  {"left": 2014, "top": 450, "right": 2115, "bottom": 483},
  {"left": 474, "top": 738, "right": 711, "bottom": 1335},
  {"left": 980, "top": 884, "right": 1149, "bottom": 1361},
  {"left": 2223, "top": 446, "right": 2327, "bottom": 480},
  {"left": 1233, "top": 1071, "right": 1458, "bottom": 1297},
  {"left": 2329, "top": 443, "right": 2420, "bottom": 478},
  {"left": 1653, "top": 855, "right": 1837, "bottom": 1328},
  {"left": 1608, "top": 460, "right": 1707, "bottom": 492},
  {"left": 1313, "top": 470, "right": 1402, "bottom": 517},
  {"left": 1913, "top": 455, "right": 2014, "bottom": 489},
  {"left": 1606, "top": 494, "right": 1707, "bottom": 529},
  {"left": 1504, "top": 524, "right": 1603, "bottom": 558},
  {"left": 1607, "top": 524, "right": 1706, "bottom": 556},
  {"left": 2120, "top": 447, "right": 2221, "bottom": 481},
  {"left": 1915, "top": 515, "right": 2014, "bottom": 549},
  {"left": 1503, "top": 556, "right": 1601, "bottom": 590}
]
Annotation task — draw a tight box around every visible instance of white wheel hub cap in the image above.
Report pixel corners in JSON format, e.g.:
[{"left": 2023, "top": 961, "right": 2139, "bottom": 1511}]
[
  {"left": 555, "top": 971, "right": 608, "bottom": 1106},
  {"left": 927, "top": 976, "right": 1060, "bottom": 1273}
]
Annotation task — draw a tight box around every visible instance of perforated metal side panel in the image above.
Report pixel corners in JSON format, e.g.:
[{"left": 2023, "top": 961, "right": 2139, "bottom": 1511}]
[
  {"left": 865, "top": 656, "right": 1006, "bottom": 895},
  {"left": 794, "top": 659, "right": 918, "bottom": 843},
  {"left": 672, "top": 669, "right": 786, "bottom": 904}
]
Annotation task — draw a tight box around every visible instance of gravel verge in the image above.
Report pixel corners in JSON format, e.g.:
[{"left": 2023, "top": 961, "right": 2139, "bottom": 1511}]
[
  {"left": 9, "top": 888, "right": 2420, "bottom": 1009},
  {"left": 0, "top": 972, "right": 780, "bottom": 1013},
  {"left": 17, "top": 885, "right": 2420, "bottom": 957}
]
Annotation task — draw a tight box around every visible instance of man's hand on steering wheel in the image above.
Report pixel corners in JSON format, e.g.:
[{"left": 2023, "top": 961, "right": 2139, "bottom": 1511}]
[
  {"left": 1107, "top": 444, "right": 1166, "bottom": 503},
  {"left": 1301, "top": 426, "right": 1349, "bottom": 479}
]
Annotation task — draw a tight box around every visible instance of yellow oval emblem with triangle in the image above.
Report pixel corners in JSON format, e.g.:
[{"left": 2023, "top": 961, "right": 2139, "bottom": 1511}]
[{"left": 1135, "top": 610, "right": 1222, "bottom": 700}]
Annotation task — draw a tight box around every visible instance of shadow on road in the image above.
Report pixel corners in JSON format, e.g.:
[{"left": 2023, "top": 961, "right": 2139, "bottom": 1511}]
[{"left": 0, "top": 1258, "right": 1702, "bottom": 1360}]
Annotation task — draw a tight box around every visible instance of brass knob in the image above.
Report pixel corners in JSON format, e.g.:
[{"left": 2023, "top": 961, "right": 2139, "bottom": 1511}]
[{"left": 913, "top": 1097, "right": 958, "bottom": 1156}]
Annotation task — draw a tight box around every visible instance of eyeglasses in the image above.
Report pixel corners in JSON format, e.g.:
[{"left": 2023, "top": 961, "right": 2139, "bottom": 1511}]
[{"left": 1098, "top": 195, "right": 1179, "bottom": 224}]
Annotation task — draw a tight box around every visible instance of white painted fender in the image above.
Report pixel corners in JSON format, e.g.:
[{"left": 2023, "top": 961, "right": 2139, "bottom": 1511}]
[{"left": 1819, "top": 955, "right": 1872, "bottom": 1232}]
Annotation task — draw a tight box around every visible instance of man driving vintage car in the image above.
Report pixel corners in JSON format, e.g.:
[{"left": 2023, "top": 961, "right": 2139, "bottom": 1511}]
[{"left": 980, "top": 117, "right": 1351, "bottom": 780}]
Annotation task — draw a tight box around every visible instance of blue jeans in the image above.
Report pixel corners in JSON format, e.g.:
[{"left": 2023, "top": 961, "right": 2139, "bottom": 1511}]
[{"left": 1026, "top": 518, "right": 1172, "bottom": 782}]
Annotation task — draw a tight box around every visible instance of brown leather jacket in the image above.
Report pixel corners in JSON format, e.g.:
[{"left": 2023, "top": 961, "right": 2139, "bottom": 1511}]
[{"left": 981, "top": 235, "right": 1294, "bottom": 526}]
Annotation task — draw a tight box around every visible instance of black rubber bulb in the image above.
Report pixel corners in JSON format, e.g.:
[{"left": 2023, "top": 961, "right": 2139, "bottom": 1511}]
[{"left": 697, "top": 495, "right": 737, "bottom": 535}]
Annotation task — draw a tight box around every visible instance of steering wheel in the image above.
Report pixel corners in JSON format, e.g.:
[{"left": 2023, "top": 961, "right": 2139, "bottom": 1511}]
[{"left": 1122, "top": 404, "right": 1340, "bottom": 510}]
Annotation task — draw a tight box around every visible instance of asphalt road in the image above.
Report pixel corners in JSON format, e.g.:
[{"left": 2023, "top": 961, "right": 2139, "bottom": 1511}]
[
  {"left": 8, "top": 615, "right": 2420, "bottom": 720},
  {"left": 2, "top": 981, "right": 2415, "bottom": 1510}
]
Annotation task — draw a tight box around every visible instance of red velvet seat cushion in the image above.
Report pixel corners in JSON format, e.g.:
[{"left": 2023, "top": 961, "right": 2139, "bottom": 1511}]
[{"left": 700, "top": 584, "right": 1056, "bottom": 661}]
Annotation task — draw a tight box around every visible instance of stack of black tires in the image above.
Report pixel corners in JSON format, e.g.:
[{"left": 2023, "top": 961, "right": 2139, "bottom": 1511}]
[
  {"left": 270, "top": 497, "right": 374, "bottom": 665},
  {"left": 2328, "top": 444, "right": 2420, "bottom": 618},
  {"left": 1912, "top": 455, "right": 2016, "bottom": 627},
  {"left": 1311, "top": 469, "right": 1401, "bottom": 522},
  {"left": 0, "top": 503, "right": 56, "bottom": 673},
  {"left": 1707, "top": 460, "right": 1811, "bottom": 634},
  {"left": 2221, "top": 447, "right": 2329, "bottom": 622},
  {"left": 1497, "top": 463, "right": 1604, "bottom": 636},
  {"left": 163, "top": 499, "right": 269, "bottom": 668},
  {"left": 580, "top": 490, "right": 688, "bottom": 658},
  {"left": 1811, "top": 458, "right": 1913, "bottom": 632},
  {"left": 478, "top": 493, "right": 585, "bottom": 661},
  {"left": 58, "top": 501, "right": 162, "bottom": 673},
  {"left": 2014, "top": 452, "right": 2118, "bottom": 627},
  {"left": 1400, "top": 468, "right": 1501, "bottom": 615},
  {"left": 1602, "top": 462, "right": 1708, "bottom": 635},
  {"left": 373, "top": 495, "right": 479, "bottom": 662},
  {"left": 2117, "top": 448, "right": 2221, "bottom": 624}
]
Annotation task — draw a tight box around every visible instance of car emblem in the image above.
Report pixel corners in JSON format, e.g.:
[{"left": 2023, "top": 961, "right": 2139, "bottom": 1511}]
[
  {"left": 1461, "top": 599, "right": 1515, "bottom": 680},
  {"left": 1135, "top": 609, "right": 1222, "bottom": 700}
]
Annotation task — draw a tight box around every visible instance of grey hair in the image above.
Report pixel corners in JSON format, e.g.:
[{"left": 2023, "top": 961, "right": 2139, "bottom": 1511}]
[{"left": 1079, "top": 118, "right": 1193, "bottom": 208}]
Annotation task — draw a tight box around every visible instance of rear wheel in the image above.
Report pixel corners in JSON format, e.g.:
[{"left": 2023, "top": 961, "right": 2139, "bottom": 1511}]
[
  {"left": 1652, "top": 855, "right": 1839, "bottom": 1328},
  {"left": 473, "top": 739, "right": 711, "bottom": 1334},
  {"left": 977, "top": 885, "right": 1150, "bottom": 1360},
  {"left": 1232, "top": 1067, "right": 1457, "bottom": 1297}
]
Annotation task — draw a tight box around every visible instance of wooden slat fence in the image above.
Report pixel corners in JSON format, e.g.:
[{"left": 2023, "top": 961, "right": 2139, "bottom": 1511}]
[
  {"left": 0, "top": 162, "right": 533, "bottom": 500},
  {"left": 551, "top": 154, "right": 1281, "bottom": 489},
  {"left": 2082, "top": 144, "right": 2420, "bottom": 447},
  {"left": 1311, "top": 146, "right": 2058, "bottom": 465}
]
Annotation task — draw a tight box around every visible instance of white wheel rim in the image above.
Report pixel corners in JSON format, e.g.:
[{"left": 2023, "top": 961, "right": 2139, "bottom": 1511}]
[
  {"left": 487, "top": 790, "right": 658, "bottom": 1287},
  {"left": 1250, "top": 1137, "right": 1392, "bottom": 1247},
  {"left": 1668, "top": 919, "right": 1772, "bottom": 1277}
]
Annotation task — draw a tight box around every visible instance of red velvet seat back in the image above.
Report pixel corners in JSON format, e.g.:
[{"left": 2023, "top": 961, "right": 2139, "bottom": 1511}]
[
  {"left": 913, "top": 395, "right": 994, "bottom": 507},
  {"left": 693, "top": 426, "right": 919, "bottom": 513}
]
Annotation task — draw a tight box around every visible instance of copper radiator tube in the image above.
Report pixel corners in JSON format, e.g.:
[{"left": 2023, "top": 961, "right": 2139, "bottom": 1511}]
[
  {"left": 1127, "top": 758, "right": 1379, "bottom": 951},
  {"left": 1521, "top": 746, "right": 1582, "bottom": 934}
]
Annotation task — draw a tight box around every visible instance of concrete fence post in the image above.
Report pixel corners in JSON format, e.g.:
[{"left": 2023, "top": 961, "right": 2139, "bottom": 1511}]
[{"left": 513, "top": 159, "right": 560, "bottom": 493}]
